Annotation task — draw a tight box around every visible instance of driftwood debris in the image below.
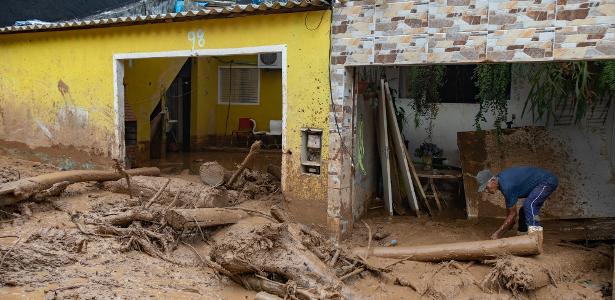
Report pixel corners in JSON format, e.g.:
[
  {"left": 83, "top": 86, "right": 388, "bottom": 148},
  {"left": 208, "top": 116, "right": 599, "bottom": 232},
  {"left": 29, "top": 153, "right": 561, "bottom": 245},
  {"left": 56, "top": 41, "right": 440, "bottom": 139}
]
[
  {"left": 165, "top": 208, "right": 249, "bottom": 230},
  {"left": 199, "top": 162, "right": 231, "bottom": 186},
  {"left": 0, "top": 167, "right": 160, "bottom": 206},
  {"left": 104, "top": 176, "right": 238, "bottom": 208},
  {"left": 227, "top": 141, "right": 262, "bottom": 187},
  {"left": 266, "top": 165, "right": 281, "bottom": 181},
  {"left": 353, "top": 230, "right": 543, "bottom": 261}
]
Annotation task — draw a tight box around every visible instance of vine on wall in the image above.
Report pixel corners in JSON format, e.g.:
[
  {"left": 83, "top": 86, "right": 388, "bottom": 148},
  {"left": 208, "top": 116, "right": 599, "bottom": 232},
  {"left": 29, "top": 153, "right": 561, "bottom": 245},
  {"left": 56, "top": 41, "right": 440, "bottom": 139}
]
[
  {"left": 473, "top": 64, "right": 511, "bottom": 140},
  {"left": 405, "top": 65, "right": 446, "bottom": 141}
]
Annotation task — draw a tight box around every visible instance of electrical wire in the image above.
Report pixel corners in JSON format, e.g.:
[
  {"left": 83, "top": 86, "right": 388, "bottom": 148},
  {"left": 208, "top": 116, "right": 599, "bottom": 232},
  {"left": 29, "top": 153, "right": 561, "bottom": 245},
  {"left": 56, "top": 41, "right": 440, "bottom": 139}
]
[{"left": 304, "top": 8, "right": 327, "bottom": 31}]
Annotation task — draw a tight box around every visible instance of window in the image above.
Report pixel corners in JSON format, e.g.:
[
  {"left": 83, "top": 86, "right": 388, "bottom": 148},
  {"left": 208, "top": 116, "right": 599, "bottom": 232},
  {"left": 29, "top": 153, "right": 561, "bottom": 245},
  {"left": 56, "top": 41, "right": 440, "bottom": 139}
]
[
  {"left": 218, "top": 66, "right": 260, "bottom": 105},
  {"left": 400, "top": 65, "right": 510, "bottom": 103}
]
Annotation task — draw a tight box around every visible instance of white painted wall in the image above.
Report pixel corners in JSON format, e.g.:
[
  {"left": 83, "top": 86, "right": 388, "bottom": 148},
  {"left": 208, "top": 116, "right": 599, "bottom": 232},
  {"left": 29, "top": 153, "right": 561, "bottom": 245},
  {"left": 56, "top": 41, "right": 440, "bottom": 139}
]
[
  {"left": 389, "top": 66, "right": 615, "bottom": 217},
  {"left": 396, "top": 67, "right": 542, "bottom": 167}
]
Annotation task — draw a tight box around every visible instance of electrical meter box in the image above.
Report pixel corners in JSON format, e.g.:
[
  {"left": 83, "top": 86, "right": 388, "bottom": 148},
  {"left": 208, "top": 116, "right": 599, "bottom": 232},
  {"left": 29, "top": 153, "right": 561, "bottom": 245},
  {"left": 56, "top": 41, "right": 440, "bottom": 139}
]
[{"left": 300, "top": 128, "right": 322, "bottom": 175}]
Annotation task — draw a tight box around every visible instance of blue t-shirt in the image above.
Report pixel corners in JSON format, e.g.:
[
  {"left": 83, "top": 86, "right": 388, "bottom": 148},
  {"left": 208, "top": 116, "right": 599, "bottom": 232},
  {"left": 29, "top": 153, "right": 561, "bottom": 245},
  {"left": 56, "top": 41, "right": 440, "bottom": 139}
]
[{"left": 497, "top": 166, "right": 558, "bottom": 208}]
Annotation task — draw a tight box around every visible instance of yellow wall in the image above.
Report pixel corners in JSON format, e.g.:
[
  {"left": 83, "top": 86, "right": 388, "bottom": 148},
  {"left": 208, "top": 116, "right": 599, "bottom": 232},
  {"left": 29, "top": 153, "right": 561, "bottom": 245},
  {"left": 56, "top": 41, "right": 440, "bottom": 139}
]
[
  {"left": 123, "top": 57, "right": 188, "bottom": 143},
  {"left": 0, "top": 10, "right": 332, "bottom": 222},
  {"left": 190, "top": 55, "right": 282, "bottom": 139}
]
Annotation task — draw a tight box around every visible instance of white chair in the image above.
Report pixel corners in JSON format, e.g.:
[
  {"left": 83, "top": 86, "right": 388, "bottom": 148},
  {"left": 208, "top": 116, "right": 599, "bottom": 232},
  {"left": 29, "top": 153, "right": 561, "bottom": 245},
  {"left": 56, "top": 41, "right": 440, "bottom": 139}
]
[
  {"left": 251, "top": 119, "right": 266, "bottom": 140},
  {"left": 266, "top": 120, "right": 282, "bottom": 148}
]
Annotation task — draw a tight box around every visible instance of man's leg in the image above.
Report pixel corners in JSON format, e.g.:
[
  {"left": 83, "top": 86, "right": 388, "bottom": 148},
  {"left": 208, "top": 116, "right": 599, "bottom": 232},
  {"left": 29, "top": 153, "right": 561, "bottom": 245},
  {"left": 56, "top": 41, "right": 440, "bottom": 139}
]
[{"left": 522, "top": 182, "right": 557, "bottom": 229}]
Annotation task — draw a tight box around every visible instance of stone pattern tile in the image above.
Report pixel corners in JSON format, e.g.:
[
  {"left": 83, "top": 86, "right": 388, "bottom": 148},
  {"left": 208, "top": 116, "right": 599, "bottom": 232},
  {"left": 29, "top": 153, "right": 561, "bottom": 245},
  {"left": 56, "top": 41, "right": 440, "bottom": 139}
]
[
  {"left": 428, "top": 31, "right": 487, "bottom": 62},
  {"left": 375, "top": 34, "right": 428, "bottom": 63},
  {"left": 488, "top": 0, "right": 556, "bottom": 30},
  {"left": 375, "top": 1, "right": 429, "bottom": 36},
  {"left": 429, "top": 0, "right": 489, "bottom": 34},
  {"left": 487, "top": 28, "right": 555, "bottom": 61},
  {"left": 554, "top": 24, "right": 615, "bottom": 59},
  {"left": 555, "top": 0, "right": 615, "bottom": 27},
  {"left": 331, "top": 37, "right": 375, "bottom": 66},
  {"left": 332, "top": 4, "right": 375, "bottom": 39}
]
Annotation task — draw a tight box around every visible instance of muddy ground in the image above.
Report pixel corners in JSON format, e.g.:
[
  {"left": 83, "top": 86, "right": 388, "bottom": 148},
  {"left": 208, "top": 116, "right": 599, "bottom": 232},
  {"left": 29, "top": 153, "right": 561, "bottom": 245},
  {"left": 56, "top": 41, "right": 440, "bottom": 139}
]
[{"left": 0, "top": 154, "right": 613, "bottom": 299}]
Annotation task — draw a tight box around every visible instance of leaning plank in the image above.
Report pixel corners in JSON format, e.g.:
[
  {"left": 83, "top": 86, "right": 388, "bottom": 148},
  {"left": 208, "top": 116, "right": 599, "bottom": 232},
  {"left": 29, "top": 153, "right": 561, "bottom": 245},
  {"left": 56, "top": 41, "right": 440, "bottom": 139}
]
[
  {"left": 165, "top": 208, "right": 249, "bottom": 229},
  {"left": 353, "top": 230, "right": 543, "bottom": 261},
  {"left": 0, "top": 167, "right": 160, "bottom": 206},
  {"left": 377, "top": 81, "right": 393, "bottom": 215},
  {"left": 383, "top": 81, "right": 419, "bottom": 215}
]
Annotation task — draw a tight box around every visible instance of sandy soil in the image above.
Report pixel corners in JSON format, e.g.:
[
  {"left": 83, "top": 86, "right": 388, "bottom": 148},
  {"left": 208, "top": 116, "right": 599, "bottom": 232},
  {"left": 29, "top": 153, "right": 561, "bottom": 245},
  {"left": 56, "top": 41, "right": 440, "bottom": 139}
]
[{"left": 0, "top": 155, "right": 613, "bottom": 300}]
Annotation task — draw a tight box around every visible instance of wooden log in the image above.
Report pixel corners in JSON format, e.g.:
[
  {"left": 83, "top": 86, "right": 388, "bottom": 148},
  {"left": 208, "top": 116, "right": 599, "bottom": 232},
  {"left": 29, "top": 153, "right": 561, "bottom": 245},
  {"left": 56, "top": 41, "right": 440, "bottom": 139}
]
[
  {"left": 165, "top": 208, "right": 249, "bottom": 229},
  {"left": 352, "top": 230, "right": 543, "bottom": 261},
  {"left": 0, "top": 167, "right": 160, "bottom": 206},
  {"left": 199, "top": 161, "right": 230, "bottom": 186},
  {"left": 227, "top": 141, "right": 262, "bottom": 187},
  {"left": 104, "top": 176, "right": 238, "bottom": 208}
]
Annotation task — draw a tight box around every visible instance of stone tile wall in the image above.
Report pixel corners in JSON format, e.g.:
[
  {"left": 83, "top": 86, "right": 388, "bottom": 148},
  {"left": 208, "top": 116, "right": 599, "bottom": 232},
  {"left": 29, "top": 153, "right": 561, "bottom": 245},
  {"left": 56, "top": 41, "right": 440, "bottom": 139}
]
[{"left": 327, "top": 0, "right": 615, "bottom": 238}]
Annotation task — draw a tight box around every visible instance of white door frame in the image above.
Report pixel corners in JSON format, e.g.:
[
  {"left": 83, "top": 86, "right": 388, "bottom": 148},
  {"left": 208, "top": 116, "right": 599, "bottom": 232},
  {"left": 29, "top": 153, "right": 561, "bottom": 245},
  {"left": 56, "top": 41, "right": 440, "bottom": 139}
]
[{"left": 112, "top": 45, "right": 288, "bottom": 162}]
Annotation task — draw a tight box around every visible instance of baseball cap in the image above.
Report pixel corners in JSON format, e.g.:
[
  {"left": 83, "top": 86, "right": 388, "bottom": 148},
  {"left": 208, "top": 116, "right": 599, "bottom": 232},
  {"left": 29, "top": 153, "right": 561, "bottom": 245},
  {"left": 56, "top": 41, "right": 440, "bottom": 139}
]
[{"left": 474, "top": 169, "right": 493, "bottom": 192}]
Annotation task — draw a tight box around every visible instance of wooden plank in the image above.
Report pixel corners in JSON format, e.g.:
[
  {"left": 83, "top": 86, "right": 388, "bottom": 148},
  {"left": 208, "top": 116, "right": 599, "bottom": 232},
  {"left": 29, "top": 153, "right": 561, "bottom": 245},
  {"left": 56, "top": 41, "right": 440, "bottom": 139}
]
[
  {"left": 377, "top": 82, "right": 393, "bottom": 215},
  {"left": 383, "top": 81, "right": 420, "bottom": 215},
  {"left": 388, "top": 129, "right": 409, "bottom": 215}
]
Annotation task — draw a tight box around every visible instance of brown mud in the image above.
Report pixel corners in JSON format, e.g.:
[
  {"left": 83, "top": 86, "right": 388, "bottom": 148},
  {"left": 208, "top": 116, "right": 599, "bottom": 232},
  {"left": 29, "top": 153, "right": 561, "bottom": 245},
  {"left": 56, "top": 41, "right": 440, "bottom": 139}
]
[{"left": 0, "top": 155, "right": 612, "bottom": 299}]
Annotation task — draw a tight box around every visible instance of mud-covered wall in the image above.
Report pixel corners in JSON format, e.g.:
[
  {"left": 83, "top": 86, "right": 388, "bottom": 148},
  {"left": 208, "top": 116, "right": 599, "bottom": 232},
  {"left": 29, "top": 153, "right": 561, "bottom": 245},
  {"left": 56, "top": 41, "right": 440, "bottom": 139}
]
[
  {"left": 459, "top": 126, "right": 615, "bottom": 219},
  {"left": 0, "top": 10, "right": 332, "bottom": 223}
]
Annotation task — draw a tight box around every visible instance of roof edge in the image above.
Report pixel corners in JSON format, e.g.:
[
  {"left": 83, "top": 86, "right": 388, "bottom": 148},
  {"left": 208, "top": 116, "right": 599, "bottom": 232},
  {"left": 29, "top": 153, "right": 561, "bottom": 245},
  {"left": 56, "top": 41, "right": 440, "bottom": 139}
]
[{"left": 0, "top": 0, "right": 329, "bottom": 35}]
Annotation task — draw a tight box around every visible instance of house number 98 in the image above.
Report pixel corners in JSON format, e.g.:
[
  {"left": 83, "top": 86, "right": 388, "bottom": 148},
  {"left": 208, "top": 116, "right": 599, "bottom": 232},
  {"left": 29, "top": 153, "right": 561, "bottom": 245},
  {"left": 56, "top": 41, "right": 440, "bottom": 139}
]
[{"left": 188, "top": 29, "right": 205, "bottom": 50}]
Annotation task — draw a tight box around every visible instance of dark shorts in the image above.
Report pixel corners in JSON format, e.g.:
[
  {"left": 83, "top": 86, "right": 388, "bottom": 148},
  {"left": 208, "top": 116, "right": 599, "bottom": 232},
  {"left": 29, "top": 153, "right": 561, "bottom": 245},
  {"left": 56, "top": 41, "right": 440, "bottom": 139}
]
[{"left": 518, "top": 181, "right": 558, "bottom": 232}]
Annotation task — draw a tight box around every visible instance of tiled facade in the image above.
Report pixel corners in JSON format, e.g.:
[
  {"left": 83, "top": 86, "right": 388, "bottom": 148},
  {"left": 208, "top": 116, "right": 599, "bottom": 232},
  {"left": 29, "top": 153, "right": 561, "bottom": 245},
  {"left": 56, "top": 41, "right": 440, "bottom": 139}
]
[{"left": 328, "top": 0, "right": 615, "bottom": 237}]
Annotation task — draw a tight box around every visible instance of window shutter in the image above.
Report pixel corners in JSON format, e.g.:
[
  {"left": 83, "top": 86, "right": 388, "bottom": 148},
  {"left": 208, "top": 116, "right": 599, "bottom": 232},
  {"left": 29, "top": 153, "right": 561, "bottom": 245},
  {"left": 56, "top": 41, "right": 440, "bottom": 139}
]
[{"left": 218, "top": 67, "right": 259, "bottom": 104}]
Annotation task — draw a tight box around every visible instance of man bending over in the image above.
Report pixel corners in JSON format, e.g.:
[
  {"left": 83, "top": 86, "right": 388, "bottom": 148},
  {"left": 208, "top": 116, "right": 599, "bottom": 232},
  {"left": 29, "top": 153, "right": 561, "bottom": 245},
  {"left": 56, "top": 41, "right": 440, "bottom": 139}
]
[{"left": 474, "top": 166, "right": 558, "bottom": 239}]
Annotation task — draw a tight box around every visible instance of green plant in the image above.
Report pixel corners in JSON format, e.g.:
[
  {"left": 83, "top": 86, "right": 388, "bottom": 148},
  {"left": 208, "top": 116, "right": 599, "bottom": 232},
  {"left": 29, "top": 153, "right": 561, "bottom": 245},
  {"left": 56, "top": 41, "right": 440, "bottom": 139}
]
[
  {"left": 414, "top": 142, "right": 443, "bottom": 158},
  {"left": 522, "top": 61, "right": 614, "bottom": 126},
  {"left": 473, "top": 64, "right": 511, "bottom": 141},
  {"left": 389, "top": 87, "right": 408, "bottom": 133},
  {"left": 405, "top": 65, "right": 446, "bottom": 140}
]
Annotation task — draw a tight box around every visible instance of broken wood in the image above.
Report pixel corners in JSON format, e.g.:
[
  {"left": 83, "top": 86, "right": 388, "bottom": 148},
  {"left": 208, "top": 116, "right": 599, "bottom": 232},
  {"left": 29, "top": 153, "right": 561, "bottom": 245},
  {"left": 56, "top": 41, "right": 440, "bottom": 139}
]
[
  {"left": 199, "top": 162, "right": 230, "bottom": 186},
  {"left": 227, "top": 141, "right": 262, "bottom": 187},
  {"left": 384, "top": 80, "right": 420, "bottom": 215},
  {"left": 266, "top": 165, "right": 281, "bottom": 181},
  {"left": 104, "top": 176, "right": 237, "bottom": 208},
  {"left": 102, "top": 210, "right": 157, "bottom": 227},
  {"left": 165, "top": 208, "right": 249, "bottom": 230},
  {"left": 353, "top": 230, "right": 543, "bottom": 261},
  {"left": 144, "top": 178, "right": 171, "bottom": 208},
  {"left": 0, "top": 167, "right": 160, "bottom": 206},
  {"left": 240, "top": 275, "right": 320, "bottom": 300},
  {"left": 270, "top": 204, "right": 289, "bottom": 223}
]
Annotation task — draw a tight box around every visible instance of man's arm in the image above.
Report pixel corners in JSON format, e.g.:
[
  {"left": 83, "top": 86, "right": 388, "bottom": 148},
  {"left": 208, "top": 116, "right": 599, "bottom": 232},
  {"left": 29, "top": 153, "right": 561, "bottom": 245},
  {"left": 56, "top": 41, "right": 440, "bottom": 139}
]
[{"left": 490, "top": 207, "right": 517, "bottom": 239}]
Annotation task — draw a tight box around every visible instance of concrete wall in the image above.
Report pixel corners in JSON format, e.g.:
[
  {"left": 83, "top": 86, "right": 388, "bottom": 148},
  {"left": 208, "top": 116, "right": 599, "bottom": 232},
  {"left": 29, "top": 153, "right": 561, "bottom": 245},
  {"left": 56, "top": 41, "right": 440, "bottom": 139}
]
[
  {"left": 0, "top": 10, "right": 332, "bottom": 224},
  {"left": 399, "top": 66, "right": 540, "bottom": 167},
  {"left": 367, "top": 65, "right": 615, "bottom": 219},
  {"left": 190, "top": 55, "right": 282, "bottom": 147}
]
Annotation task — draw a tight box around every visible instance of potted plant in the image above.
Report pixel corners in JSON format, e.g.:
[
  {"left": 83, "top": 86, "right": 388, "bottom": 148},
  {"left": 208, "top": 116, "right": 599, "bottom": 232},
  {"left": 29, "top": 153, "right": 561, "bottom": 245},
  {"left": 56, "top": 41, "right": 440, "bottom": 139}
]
[{"left": 414, "top": 142, "right": 443, "bottom": 171}]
